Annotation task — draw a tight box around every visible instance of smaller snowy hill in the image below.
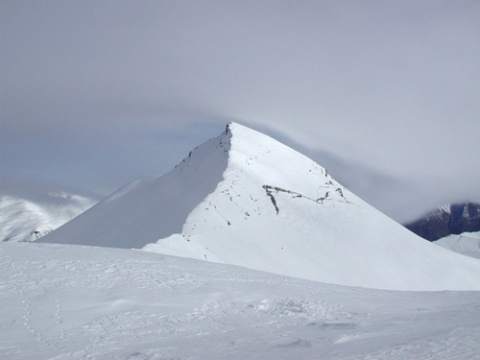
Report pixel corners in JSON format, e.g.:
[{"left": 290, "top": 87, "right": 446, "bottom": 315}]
[
  {"left": 435, "top": 231, "right": 480, "bottom": 259},
  {"left": 405, "top": 202, "right": 480, "bottom": 241},
  {"left": 406, "top": 203, "right": 480, "bottom": 259},
  {"left": 41, "top": 123, "right": 480, "bottom": 291},
  {"left": 0, "top": 183, "right": 98, "bottom": 242}
]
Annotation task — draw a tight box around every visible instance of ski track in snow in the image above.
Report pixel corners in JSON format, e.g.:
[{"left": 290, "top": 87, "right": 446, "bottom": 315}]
[{"left": 1, "top": 242, "right": 480, "bottom": 360}]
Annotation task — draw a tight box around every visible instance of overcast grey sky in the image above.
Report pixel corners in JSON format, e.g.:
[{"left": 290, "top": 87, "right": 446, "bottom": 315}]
[{"left": 1, "top": 0, "right": 479, "bottom": 223}]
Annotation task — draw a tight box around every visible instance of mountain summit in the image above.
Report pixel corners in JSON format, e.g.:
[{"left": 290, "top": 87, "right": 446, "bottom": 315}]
[{"left": 41, "top": 123, "right": 480, "bottom": 290}]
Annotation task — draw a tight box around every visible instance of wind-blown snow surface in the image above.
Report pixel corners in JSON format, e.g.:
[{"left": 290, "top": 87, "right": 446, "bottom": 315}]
[
  {"left": 2, "top": 242, "right": 480, "bottom": 360},
  {"left": 41, "top": 123, "right": 480, "bottom": 291},
  {"left": 0, "top": 190, "right": 97, "bottom": 242}
]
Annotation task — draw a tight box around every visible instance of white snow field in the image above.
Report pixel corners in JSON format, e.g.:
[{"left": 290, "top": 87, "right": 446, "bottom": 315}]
[
  {"left": 435, "top": 231, "right": 480, "bottom": 259},
  {"left": 2, "top": 242, "right": 480, "bottom": 360},
  {"left": 0, "top": 189, "right": 97, "bottom": 242},
  {"left": 41, "top": 123, "right": 480, "bottom": 291}
]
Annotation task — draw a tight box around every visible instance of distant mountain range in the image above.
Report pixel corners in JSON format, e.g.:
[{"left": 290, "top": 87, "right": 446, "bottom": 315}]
[
  {"left": 39, "top": 123, "right": 480, "bottom": 291},
  {"left": 404, "top": 202, "right": 480, "bottom": 241},
  {"left": 0, "top": 185, "right": 98, "bottom": 242}
]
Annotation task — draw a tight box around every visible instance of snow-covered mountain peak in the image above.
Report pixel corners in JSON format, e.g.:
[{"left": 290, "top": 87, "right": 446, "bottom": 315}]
[
  {"left": 41, "top": 123, "right": 480, "bottom": 291},
  {"left": 227, "top": 122, "right": 347, "bottom": 205}
]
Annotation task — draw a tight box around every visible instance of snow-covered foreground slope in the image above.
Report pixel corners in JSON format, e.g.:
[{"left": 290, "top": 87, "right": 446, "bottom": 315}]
[
  {"left": 0, "top": 189, "right": 98, "bottom": 242},
  {"left": 1, "top": 242, "right": 480, "bottom": 360},
  {"left": 435, "top": 231, "right": 480, "bottom": 259},
  {"left": 41, "top": 123, "right": 480, "bottom": 291}
]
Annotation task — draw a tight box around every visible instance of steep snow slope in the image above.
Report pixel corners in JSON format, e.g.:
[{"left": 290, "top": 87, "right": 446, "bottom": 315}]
[
  {"left": 2, "top": 242, "right": 480, "bottom": 360},
  {"left": 0, "top": 190, "right": 97, "bottom": 242},
  {"left": 41, "top": 128, "right": 229, "bottom": 248},
  {"left": 41, "top": 123, "right": 480, "bottom": 290},
  {"left": 435, "top": 231, "right": 480, "bottom": 259}
]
